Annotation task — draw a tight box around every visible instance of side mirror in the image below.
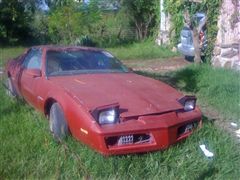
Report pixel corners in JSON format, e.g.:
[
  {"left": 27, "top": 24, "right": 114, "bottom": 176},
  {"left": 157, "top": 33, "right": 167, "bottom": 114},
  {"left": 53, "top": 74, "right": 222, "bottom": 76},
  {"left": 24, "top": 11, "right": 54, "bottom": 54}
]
[{"left": 26, "top": 69, "right": 42, "bottom": 78}]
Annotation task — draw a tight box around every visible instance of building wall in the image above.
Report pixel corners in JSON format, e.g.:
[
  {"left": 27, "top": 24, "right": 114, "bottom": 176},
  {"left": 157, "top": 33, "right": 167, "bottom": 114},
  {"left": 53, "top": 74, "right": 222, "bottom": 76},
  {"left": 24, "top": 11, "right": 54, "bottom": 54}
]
[
  {"left": 156, "top": 0, "right": 171, "bottom": 45},
  {"left": 212, "top": 0, "right": 240, "bottom": 70}
]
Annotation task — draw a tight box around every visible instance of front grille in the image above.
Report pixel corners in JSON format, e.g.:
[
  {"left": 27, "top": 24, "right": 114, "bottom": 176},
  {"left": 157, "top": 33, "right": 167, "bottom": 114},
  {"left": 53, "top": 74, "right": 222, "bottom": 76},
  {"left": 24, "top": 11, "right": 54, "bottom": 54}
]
[
  {"left": 105, "top": 133, "right": 151, "bottom": 147},
  {"left": 178, "top": 121, "right": 199, "bottom": 137},
  {"left": 118, "top": 135, "right": 133, "bottom": 145}
]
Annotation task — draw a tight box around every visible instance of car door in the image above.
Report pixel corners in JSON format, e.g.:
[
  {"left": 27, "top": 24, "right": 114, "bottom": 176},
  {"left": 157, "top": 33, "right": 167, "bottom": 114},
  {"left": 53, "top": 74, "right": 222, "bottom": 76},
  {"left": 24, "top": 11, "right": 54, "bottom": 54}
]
[{"left": 20, "top": 48, "right": 43, "bottom": 107}]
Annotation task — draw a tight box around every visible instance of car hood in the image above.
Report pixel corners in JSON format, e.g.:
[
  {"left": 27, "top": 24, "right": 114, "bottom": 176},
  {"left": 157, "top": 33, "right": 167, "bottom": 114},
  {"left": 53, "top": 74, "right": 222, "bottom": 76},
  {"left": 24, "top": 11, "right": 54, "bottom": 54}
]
[{"left": 49, "top": 73, "right": 183, "bottom": 118}]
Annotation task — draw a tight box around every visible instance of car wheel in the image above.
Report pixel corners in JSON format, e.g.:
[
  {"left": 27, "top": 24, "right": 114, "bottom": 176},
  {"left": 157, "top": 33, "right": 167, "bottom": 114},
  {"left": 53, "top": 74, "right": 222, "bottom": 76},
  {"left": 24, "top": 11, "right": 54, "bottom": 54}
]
[
  {"left": 184, "top": 56, "right": 194, "bottom": 62},
  {"left": 5, "top": 77, "right": 16, "bottom": 97},
  {"left": 49, "top": 103, "right": 69, "bottom": 141}
]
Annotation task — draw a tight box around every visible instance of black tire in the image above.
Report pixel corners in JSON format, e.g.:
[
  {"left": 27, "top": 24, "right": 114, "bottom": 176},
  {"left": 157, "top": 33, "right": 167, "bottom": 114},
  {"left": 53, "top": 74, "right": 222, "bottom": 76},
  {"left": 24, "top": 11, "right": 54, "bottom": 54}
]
[
  {"left": 184, "top": 56, "right": 194, "bottom": 62},
  {"left": 5, "top": 77, "right": 17, "bottom": 97},
  {"left": 49, "top": 103, "right": 69, "bottom": 141}
]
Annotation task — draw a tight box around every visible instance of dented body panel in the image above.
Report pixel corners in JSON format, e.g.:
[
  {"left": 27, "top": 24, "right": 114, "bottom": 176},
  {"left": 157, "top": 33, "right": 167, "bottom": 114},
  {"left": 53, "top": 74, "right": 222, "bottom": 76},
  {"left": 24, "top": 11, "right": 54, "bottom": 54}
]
[{"left": 5, "top": 46, "right": 202, "bottom": 155}]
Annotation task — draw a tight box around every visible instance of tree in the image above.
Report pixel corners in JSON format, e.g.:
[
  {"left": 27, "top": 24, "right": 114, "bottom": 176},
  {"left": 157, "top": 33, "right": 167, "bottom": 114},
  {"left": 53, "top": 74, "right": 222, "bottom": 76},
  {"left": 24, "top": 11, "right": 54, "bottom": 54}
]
[
  {"left": 47, "top": 0, "right": 82, "bottom": 9},
  {"left": 30, "top": 11, "right": 49, "bottom": 44},
  {"left": 0, "top": 0, "right": 34, "bottom": 44},
  {"left": 183, "top": 2, "right": 207, "bottom": 63},
  {"left": 48, "top": 4, "right": 86, "bottom": 44},
  {"left": 120, "top": 0, "right": 159, "bottom": 40}
]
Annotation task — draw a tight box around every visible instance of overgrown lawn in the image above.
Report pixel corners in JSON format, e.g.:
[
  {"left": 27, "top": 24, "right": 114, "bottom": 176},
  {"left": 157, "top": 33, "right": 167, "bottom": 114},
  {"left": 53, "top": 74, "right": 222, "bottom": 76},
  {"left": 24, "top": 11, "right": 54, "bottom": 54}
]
[
  {"left": 0, "top": 47, "right": 240, "bottom": 179},
  {"left": 0, "top": 47, "right": 25, "bottom": 67},
  {"left": 107, "top": 41, "right": 178, "bottom": 60},
  {"left": 1, "top": 87, "right": 239, "bottom": 178},
  {"left": 140, "top": 64, "right": 240, "bottom": 122}
]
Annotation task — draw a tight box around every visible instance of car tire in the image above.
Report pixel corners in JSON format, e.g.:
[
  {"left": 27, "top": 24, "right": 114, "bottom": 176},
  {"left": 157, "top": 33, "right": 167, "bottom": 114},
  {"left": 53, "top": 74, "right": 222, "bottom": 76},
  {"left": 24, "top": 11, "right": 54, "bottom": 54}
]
[
  {"left": 49, "top": 103, "right": 69, "bottom": 141},
  {"left": 184, "top": 56, "right": 194, "bottom": 62},
  {"left": 5, "top": 77, "right": 17, "bottom": 97}
]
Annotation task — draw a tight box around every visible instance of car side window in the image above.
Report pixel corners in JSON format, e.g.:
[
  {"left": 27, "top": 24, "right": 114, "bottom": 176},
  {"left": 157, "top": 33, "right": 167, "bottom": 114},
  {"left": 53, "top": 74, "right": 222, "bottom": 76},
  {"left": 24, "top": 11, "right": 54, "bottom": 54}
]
[{"left": 23, "top": 48, "right": 42, "bottom": 69}]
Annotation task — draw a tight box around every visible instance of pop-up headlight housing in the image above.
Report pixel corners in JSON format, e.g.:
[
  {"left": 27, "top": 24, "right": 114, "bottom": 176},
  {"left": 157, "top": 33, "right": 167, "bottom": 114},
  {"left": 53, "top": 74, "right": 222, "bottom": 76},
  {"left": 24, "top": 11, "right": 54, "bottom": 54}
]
[
  {"left": 91, "top": 103, "right": 120, "bottom": 125},
  {"left": 178, "top": 96, "right": 197, "bottom": 111}
]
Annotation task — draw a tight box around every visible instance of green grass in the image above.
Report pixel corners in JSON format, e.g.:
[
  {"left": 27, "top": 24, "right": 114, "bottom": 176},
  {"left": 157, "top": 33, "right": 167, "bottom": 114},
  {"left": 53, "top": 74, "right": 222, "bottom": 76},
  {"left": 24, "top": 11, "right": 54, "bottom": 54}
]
[
  {"left": 1, "top": 89, "right": 239, "bottom": 179},
  {"left": 139, "top": 64, "right": 240, "bottom": 123},
  {"left": 107, "top": 41, "right": 179, "bottom": 60},
  {"left": 0, "top": 47, "right": 25, "bottom": 67},
  {"left": 1, "top": 47, "right": 240, "bottom": 179},
  {"left": 0, "top": 42, "right": 178, "bottom": 67},
  {"left": 173, "top": 65, "right": 240, "bottom": 122}
]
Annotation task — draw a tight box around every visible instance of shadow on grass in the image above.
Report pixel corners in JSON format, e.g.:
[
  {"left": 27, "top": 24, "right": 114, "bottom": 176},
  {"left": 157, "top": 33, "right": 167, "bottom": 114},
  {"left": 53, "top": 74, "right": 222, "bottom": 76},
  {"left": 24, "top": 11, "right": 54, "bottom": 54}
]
[{"left": 135, "top": 66, "right": 201, "bottom": 93}]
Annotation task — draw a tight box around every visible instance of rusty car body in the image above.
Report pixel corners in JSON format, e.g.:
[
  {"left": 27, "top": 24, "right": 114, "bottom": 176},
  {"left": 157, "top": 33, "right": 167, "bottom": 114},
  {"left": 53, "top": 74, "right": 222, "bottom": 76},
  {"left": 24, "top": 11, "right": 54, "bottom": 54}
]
[{"left": 5, "top": 46, "right": 202, "bottom": 155}]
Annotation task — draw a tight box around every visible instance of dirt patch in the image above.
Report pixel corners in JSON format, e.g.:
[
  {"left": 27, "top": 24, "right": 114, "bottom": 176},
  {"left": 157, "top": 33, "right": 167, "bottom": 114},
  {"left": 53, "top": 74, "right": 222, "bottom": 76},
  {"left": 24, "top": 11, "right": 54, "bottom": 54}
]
[{"left": 123, "top": 56, "right": 191, "bottom": 73}]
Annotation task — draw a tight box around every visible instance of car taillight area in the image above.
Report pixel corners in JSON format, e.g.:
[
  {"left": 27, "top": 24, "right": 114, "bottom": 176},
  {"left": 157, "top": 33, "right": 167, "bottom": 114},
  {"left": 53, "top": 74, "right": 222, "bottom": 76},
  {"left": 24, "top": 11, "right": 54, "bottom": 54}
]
[{"left": 105, "top": 133, "right": 153, "bottom": 147}]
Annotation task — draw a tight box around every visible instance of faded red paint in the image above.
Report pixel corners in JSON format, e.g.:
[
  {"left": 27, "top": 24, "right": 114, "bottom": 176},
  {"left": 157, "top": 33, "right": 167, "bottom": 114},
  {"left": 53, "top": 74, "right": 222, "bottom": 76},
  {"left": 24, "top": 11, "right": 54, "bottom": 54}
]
[{"left": 5, "top": 46, "right": 202, "bottom": 155}]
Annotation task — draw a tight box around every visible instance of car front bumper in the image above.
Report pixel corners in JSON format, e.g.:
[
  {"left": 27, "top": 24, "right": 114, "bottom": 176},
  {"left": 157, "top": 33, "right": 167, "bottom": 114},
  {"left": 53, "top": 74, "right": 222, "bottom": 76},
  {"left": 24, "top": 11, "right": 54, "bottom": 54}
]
[
  {"left": 177, "top": 43, "right": 195, "bottom": 57},
  {"left": 91, "top": 109, "right": 202, "bottom": 155}
]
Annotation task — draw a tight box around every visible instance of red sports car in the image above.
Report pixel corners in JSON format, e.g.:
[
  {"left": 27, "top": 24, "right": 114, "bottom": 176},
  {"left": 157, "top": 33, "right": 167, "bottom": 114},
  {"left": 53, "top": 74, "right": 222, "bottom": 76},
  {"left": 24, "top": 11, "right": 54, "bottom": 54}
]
[{"left": 5, "top": 46, "right": 202, "bottom": 155}]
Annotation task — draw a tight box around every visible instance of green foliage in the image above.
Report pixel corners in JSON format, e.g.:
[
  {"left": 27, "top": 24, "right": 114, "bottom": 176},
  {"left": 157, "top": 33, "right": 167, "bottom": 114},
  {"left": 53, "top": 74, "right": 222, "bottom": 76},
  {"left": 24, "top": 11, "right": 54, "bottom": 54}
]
[
  {"left": 121, "top": 0, "right": 160, "bottom": 40},
  {"left": 108, "top": 40, "right": 178, "bottom": 60},
  {"left": 75, "top": 35, "right": 96, "bottom": 47},
  {"left": 47, "top": 0, "right": 110, "bottom": 45},
  {"left": 164, "top": 0, "right": 222, "bottom": 61},
  {"left": 163, "top": 0, "right": 184, "bottom": 45},
  {"left": 167, "top": 64, "right": 240, "bottom": 121},
  {"left": 89, "top": 12, "right": 134, "bottom": 47},
  {"left": 0, "top": 0, "right": 160, "bottom": 47},
  {"left": 48, "top": 5, "right": 86, "bottom": 44},
  {"left": 0, "top": 25, "right": 7, "bottom": 40},
  {"left": 0, "top": 48, "right": 240, "bottom": 178},
  {"left": 47, "top": 0, "right": 78, "bottom": 9},
  {"left": 30, "top": 12, "right": 49, "bottom": 44},
  {"left": 203, "top": 0, "right": 222, "bottom": 62},
  {"left": 0, "top": 0, "right": 33, "bottom": 44}
]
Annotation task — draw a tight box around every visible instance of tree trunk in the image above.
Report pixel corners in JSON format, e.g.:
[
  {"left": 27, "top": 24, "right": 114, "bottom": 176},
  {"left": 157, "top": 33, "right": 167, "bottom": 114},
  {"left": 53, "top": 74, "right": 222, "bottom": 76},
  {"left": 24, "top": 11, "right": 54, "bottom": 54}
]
[
  {"left": 184, "top": 10, "right": 205, "bottom": 64},
  {"left": 192, "top": 27, "right": 201, "bottom": 63}
]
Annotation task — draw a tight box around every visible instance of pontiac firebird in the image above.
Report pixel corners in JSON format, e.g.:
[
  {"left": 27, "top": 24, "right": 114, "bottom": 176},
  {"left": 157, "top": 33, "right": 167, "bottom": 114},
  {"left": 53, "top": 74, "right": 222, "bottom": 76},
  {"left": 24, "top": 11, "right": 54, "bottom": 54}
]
[{"left": 5, "top": 46, "right": 202, "bottom": 155}]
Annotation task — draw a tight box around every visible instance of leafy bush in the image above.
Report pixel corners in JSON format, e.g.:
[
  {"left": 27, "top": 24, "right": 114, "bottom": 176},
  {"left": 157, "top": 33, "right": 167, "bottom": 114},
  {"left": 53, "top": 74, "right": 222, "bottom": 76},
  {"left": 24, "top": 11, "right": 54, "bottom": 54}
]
[
  {"left": 108, "top": 40, "right": 178, "bottom": 60},
  {"left": 121, "top": 0, "right": 160, "bottom": 40},
  {"left": 0, "top": 0, "right": 33, "bottom": 45},
  {"left": 90, "top": 12, "right": 135, "bottom": 47},
  {"left": 30, "top": 12, "right": 49, "bottom": 45},
  {"left": 75, "top": 35, "right": 96, "bottom": 47},
  {"left": 48, "top": 5, "right": 86, "bottom": 44}
]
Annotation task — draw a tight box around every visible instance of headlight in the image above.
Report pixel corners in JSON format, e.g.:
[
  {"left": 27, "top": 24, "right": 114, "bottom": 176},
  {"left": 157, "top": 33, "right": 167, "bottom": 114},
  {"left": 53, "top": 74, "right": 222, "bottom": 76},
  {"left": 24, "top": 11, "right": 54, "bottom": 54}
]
[
  {"left": 178, "top": 96, "right": 196, "bottom": 111},
  {"left": 91, "top": 103, "right": 120, "bottom": 125},
  {"left": 99, "top": 108, "right": 117, "bottom": 124},
  {"left": 184, "top": 99, "right": 196, "bottom": 111}
]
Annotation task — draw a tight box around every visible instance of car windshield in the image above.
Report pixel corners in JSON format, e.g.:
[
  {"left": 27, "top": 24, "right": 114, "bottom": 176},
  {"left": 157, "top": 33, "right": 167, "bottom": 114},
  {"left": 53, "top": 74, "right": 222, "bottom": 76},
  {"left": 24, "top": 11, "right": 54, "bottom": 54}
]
[{"left": 46, "top": 49, "right": 129, "bottom": 76}]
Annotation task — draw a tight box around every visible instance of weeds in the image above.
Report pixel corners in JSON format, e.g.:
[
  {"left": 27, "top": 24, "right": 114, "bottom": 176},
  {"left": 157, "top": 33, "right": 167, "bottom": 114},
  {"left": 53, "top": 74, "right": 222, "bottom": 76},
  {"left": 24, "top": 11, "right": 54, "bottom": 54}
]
[
  {"left": 0, "top": 47, "right": 240, "bottom": 179},
  {"left": 107, "top": 40, "right": 179, "bottom": 60},
  {"left": 1, "top": 91, "right": 239, "bottom": 179},
  {"left": 138, "top": 64, "right": 240, "bottom": 122}
]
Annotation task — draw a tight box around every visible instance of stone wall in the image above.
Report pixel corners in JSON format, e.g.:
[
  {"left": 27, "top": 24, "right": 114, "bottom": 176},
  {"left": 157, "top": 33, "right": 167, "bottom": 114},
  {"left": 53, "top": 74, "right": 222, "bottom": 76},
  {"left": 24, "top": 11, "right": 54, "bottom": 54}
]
[{"left": 212, "top": 0, "right": 240, "bottom": 70}]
